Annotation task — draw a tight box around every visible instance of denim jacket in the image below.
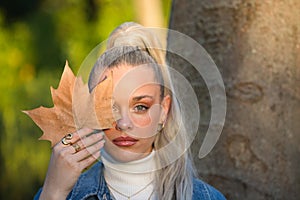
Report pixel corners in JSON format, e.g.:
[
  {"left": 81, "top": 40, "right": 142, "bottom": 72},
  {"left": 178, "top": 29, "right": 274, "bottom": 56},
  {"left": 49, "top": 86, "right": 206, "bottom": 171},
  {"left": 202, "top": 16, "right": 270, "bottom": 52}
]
[{"left": 34, "top": 161, "right": 226, "bottom": 200}]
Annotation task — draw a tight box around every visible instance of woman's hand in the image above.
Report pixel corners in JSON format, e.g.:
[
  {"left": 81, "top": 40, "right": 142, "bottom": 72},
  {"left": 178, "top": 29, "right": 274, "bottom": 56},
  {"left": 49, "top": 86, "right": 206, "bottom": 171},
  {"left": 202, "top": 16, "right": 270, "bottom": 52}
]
[{"left": 39, "top": 128, "right": 105, "bottom": 200}]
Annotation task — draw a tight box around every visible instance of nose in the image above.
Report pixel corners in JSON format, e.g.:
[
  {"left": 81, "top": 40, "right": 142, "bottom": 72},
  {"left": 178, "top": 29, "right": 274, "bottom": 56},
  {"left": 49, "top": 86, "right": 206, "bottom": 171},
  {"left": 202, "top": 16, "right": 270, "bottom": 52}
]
[{"left": 115, "top": 114, "right": 133, "bottom": 131}]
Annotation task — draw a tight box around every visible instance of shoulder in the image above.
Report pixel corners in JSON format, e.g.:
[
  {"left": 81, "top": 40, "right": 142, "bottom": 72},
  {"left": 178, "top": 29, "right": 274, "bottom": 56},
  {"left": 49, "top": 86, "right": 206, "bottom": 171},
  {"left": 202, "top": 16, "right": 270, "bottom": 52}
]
[
  {"left": 192, "top": 178, "right": 226, "bottom": 200},
  {"left": 34, "top": 162, "right": 107, "bottom": 200}
]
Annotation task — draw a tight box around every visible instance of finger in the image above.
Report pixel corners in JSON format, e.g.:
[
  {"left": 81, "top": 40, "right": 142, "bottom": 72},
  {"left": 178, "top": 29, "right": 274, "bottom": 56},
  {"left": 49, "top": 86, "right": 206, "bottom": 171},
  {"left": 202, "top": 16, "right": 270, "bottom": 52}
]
[
  {"left": 57, "top": 128, "right": 101, "bottom": 149},
  {"left": 69, "top": 128, "right": 95, "bottom": 144},
  {"left": 78, "top": 150, "right": 101, "bottom": 170},
  {"left": 74, "top": 131, "right": 104, "bottom": 151},
  {"left": 53, "top": 145, "right": 79, "bottom": 168},
  {"left": 73, "top": 140, "right": 105, "bottom": 161},
  {"left": 78, "top": 128, "right": 102, "bottom": 138}
]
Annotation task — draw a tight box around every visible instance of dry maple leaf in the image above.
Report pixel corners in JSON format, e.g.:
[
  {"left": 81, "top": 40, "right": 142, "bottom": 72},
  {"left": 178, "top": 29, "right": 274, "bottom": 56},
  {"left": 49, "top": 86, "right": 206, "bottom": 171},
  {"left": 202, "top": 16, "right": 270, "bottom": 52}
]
[
  {"left": 72, "top": 70, "right": 117, "bottom": 130},
  {"left": 23, "top": 61, "right": 115, "bottom": 146}
]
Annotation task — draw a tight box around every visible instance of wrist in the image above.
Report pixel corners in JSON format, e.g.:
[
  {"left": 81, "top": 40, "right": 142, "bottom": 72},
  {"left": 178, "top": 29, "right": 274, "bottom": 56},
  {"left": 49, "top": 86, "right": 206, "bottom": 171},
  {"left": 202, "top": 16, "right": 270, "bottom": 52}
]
[{"left": 39, "top": 187, "right": 69, "bottom": 200}]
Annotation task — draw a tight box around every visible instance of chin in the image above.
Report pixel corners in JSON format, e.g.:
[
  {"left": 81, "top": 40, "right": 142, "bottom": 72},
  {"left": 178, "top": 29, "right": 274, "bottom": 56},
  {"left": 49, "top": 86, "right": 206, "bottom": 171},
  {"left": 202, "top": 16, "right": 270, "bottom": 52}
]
[{"left": 104, "top": 145, "right": 150, "bottom": 163}]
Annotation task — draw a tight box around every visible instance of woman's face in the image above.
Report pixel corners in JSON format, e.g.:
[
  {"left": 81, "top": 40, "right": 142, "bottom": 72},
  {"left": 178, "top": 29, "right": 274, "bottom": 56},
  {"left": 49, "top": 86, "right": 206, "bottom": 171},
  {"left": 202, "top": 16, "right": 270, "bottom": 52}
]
[{"left": 101, "top": 64, "right": 170, "bottom": 162}]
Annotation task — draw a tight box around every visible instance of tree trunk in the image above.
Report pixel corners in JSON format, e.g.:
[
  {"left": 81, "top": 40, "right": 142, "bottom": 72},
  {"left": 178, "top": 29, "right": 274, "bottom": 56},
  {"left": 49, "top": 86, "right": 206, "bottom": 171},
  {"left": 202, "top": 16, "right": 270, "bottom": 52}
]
[{"left": 169, "top": 0, "right": 300, "bottom": 199}]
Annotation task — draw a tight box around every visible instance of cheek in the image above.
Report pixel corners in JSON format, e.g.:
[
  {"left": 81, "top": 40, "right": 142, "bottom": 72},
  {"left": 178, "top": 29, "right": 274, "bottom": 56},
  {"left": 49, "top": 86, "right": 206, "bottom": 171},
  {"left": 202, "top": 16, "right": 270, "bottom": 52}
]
[
  {"left": 130, "top": 104, "right": 162, "bottom": 128},
  {"left": 141, "top": 136, "right": 156, "bottom": 148},
  {"left": 129, "top": 104, "right": 161, "bottom": 138},
  {"left": 130, "top": 114, "right": 151, "bottom": 127},
  {"left": 103, "top": 129, "right": 115, "bottom": 140}
]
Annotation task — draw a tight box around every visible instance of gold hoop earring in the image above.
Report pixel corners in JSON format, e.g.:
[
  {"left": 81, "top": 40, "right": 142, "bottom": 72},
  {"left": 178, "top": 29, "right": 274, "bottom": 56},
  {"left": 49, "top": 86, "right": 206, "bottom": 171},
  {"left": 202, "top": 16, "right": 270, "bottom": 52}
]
[{"left": 157, "top": 122, "right": 165, "bottom": 133}]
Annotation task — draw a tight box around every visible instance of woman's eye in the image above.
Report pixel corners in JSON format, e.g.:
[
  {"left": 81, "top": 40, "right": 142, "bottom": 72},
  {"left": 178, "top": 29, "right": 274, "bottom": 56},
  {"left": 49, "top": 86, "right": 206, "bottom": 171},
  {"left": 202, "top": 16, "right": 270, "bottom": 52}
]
[{"left": 133, "top": 105, "right": 149, "bottom": 113}]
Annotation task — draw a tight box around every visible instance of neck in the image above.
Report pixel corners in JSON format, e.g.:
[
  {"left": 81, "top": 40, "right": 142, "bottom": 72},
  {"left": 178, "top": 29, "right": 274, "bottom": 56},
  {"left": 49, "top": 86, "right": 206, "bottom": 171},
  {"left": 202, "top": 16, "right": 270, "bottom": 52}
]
[
  {"left": 101, "top": 149, "right": 157, "bottom": 174},
  {"left": 101, "top": 149, "right": 156, "bottom": 199}
]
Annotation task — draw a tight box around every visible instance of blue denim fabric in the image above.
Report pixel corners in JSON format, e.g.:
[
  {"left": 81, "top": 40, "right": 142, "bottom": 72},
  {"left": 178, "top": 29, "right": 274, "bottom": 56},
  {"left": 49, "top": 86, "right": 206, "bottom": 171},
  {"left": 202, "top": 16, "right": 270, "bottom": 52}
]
[{"left": 34, "top": 161, "right": 226, "bottom": 200}]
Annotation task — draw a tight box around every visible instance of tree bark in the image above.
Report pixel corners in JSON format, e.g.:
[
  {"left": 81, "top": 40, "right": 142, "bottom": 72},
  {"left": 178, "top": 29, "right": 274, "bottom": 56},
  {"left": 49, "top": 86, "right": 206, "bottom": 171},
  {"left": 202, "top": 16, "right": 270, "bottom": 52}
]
[{"left": 169, "top": 0, "right": 300, "bottom": 199}]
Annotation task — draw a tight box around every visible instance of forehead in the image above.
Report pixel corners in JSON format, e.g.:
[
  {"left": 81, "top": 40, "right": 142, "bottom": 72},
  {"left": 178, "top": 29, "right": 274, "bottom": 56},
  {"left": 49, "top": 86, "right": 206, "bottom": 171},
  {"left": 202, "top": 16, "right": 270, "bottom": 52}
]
[
  {"left": 103, "top": 64, "right": 160, "bottom": 100},
  {"left": 105, "top": 64, "right": 154, "bottom": 80}
]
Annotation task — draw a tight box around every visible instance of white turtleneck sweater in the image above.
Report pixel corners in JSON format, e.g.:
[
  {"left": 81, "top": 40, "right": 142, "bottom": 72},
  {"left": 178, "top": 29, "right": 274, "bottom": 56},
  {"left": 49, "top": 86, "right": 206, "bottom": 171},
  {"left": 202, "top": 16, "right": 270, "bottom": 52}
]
[{"left": 101, "top": 150, "right": 157, "bottom": 200}]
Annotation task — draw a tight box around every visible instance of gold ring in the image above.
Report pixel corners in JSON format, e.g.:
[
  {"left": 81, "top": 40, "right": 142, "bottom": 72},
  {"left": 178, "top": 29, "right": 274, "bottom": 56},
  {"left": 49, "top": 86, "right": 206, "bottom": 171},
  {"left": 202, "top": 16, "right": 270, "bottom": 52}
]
[
  {"left": 65, "top": 133, "right": 73, "bottom": 140},
  {"left": 61, "top": 133, "right": 73, "bottom": 145},
  {"left": 72, "top": 143, "right": 81, "bottom": 153}
]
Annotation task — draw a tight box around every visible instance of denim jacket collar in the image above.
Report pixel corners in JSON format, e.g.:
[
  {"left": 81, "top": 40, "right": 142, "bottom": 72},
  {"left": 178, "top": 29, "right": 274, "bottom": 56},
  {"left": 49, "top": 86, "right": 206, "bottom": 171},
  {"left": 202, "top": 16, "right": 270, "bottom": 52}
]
[
  {"left": 34, "top": 161, "right": 226, "bottom": 200},
  {"left": 66, "top": 161, "right": 226, "bottom": 200},
  {"left": 68, "top": 162, "right": 112, "bottom": 200}
]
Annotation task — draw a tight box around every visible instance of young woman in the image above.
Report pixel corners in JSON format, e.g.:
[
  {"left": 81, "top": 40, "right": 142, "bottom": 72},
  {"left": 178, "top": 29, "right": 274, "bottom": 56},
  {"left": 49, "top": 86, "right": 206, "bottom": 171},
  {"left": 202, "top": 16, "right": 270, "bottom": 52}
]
[{"left": 35, "top": 22, "right": 226, "bottom": 200}]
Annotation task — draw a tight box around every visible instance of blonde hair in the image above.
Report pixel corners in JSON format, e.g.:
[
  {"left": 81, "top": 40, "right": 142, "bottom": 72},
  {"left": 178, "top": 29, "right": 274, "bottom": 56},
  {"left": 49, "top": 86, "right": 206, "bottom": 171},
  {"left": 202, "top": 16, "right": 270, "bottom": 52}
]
[
  {"left": 90, "top": 22, "right": 196, "bottom": 200},
  {"left": 107, "top": 22, "right": 166, "bottom": 65}
]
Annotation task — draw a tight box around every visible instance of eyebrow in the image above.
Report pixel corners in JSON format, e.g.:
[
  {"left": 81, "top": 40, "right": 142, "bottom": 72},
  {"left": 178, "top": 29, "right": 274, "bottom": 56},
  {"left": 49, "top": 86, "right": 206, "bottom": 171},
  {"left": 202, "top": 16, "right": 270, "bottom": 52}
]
[{"left": 132, "top": 95, "right": 154, "bottom": 101}]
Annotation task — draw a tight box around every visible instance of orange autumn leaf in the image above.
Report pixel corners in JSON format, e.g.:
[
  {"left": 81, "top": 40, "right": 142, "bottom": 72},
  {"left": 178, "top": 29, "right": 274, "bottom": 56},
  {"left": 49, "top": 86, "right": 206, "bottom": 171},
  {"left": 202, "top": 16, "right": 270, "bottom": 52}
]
[
  {"left": 23, "top": 61, "right": 115, "bottom": 146},
  {"left": 73, "top": 70, "right": 117, "bottom": 130},
  {"left": 94, "top": 71, "right": 121, "bottom": 127}
]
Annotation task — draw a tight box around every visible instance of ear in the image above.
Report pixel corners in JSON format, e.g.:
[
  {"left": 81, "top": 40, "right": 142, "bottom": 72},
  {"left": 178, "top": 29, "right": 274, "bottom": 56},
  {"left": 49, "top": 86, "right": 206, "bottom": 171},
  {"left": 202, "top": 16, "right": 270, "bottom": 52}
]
[{"left": 160, "top": 94, "right": 171, "bottom": 123}]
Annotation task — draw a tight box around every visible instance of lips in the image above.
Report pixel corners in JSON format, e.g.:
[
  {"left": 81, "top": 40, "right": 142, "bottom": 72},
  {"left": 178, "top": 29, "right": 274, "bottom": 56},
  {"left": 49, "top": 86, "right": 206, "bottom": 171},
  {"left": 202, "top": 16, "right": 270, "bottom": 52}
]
[{"left": 112, "top": 136, "right": 138, "bottom": 147}]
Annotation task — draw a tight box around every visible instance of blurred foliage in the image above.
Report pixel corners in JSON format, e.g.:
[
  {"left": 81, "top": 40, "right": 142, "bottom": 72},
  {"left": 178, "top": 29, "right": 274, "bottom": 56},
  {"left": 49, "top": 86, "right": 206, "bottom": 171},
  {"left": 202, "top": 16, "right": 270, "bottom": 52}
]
[{"left": 0, "top": 0, "right": 171, "bottom": 199}]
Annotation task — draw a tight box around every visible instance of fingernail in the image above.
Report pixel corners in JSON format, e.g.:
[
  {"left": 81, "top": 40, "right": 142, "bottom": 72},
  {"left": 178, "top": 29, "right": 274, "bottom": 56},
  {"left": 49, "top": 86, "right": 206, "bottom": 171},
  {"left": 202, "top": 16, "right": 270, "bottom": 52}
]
[
  {"left": 92, "top": 129, "right": 101, "bottom": 134},
  {"left": 90, "top": 130, "right": 105, "bottom": 136}
]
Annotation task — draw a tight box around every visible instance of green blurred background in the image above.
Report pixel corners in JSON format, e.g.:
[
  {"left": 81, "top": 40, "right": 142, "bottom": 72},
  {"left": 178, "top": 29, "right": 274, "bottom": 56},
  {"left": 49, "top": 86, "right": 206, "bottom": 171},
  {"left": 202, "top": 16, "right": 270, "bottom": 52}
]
[{"left": 0, "top": 0, "right": 171, "bottom": 199}]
